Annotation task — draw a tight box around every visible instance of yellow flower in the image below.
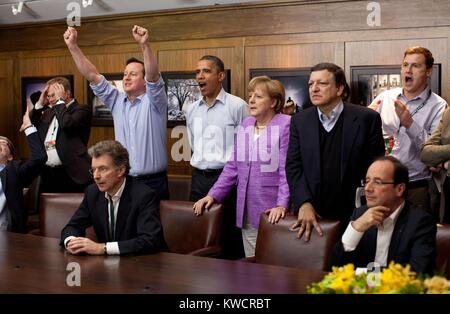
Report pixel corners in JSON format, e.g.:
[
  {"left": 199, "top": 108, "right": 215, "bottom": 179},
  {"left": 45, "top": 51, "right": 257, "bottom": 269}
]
[
  {"left": 328, "top": 264, "right": 356, "bottom": 293},
  {"left": 308, "top": 262, "right": 450, "bottom": 294},
  {"left": 377, "top": 262, "right": 421, "bottom": 294},
  {"left": 424, "top": 276, "right": 450, "bottom": 294}
]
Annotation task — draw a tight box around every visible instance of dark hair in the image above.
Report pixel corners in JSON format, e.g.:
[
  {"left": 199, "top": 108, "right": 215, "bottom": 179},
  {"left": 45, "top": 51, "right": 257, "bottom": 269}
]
[
  {"left": 199, "top": 55, "right": 225, "bottom": 72},
  {"left": 310, "top": 62, "right": 350, "bottom": 101},
  {"left": 125, "top": 57, "right": 145, "bottom": 77},
  {"left": 0, "top": 136, "right": 15, "bottom": 159},
  {"left": 374, "top": 156, "right": 409, "bottom": 197},
  {"left": 248, "top": 76, "right": 285, "bottom": 113},
  {"left": 47, "top": 77, "right": 72, "bottom": 98},
  {"left": 404, "top": 46, "right": 434, "bottom": 69},
  {"left": 88, "top": 140, "right": 130, "bottom": 175}
]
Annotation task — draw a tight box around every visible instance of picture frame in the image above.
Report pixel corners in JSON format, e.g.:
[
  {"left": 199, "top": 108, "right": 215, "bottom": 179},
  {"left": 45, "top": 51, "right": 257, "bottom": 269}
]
[
  {"left": 87, "top": 73, "right": 123, "bottom": 126},
  {"left": 249, "top": 68, "right": 313, "bottom": 112},
  {"left": 162, "top": 70, "right": 231, "bottom": 128},
  {"left": 21, "top": 75, "right": 74, "bottom": 114},
  {"left": 350, "top": 64, "right": 441, "bottom": 106}
]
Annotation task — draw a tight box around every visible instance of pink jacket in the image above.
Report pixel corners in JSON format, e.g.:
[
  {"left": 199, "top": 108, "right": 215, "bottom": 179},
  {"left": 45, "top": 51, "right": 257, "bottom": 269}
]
[{"left": 209, "top": 113, "right": 291, "bottom": 228}]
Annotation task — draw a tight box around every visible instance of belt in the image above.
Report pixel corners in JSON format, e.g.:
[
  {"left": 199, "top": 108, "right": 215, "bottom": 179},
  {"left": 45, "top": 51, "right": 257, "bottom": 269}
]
[
  {"left": 134, "top": 171, "right": 167, "bottom": 180},
  {"left": 408, "top": 179, "right": 429, "bottom": 189},
  {"left": 193, "top": 167, "right": 223, "bottom": 176}
]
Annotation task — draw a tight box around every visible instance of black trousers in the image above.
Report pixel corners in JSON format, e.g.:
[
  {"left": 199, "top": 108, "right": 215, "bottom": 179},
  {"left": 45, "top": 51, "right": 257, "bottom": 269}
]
[
  {"left": 190, "top": 167, "right": 244, "bottom": 260},
  {"left": 134, "top": 171, "right": 170, "bottom": 202}
]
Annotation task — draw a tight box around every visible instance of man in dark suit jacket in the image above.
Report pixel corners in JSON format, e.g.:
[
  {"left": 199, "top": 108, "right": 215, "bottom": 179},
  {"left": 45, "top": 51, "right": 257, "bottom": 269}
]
[
  {"left": 61, "top": 140, "right": 167, "bottom": 256},
  {"left": 331, "top": 156, "right": 436, "bottom": 275},
  {"left": 0, "top": 108, "right": 47, "bottom": 233},
  {"left": 286, "top": 62, "right": 385, "bottom": 241},
  {"left": 30, "top": 76, "right": 92, "bottom": 193}
]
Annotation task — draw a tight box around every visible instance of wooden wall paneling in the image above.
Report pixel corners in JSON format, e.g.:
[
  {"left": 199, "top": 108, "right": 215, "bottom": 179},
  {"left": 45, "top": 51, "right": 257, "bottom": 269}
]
[
  {"left": 167, "top": 126, "right": 192, "bottom": 176},
  {"left": 87, "top": 127, "right": 115, "bottom": 149},
  {"left": 0, "top": 58, "right": 15, "bottom": 143},
  {"left": 1, "top": 0, "right": 450, "bottom": 52}
]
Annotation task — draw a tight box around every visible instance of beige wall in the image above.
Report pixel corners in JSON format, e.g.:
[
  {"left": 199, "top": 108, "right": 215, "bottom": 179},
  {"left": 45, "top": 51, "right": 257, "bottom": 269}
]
[{"left": 1, "top": 0, "right": 449, "bottom": 174}]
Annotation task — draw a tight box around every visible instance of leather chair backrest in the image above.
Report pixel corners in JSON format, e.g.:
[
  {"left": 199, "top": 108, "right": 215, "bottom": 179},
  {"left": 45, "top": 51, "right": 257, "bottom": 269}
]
[
  {"left": 436, "top": 224, "right": 450, "bottom": 279},
  {"left": 39, "top": 193, "right": 97, "bottom": 241},
  {"left": 255, "top": 213, "right": 341, "bottom": 270},
  {"left": 167, "top": 175, "right": 191, "bottom": 201},
  {"left": 160, "top": 200, "right": 223, "bottom": 254}
]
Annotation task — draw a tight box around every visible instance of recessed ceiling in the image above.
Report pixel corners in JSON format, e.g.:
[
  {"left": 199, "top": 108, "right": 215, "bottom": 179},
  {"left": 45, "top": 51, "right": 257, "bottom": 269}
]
[{"left": 0, "top": 0, "right": 264, "bottom": 25}]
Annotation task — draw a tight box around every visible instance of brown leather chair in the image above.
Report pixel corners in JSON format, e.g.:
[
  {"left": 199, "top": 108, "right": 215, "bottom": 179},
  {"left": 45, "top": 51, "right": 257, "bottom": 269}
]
[
  {"left": 160, "top": 200, "right": 223, "bottom": 256},
  {"left": 436, "top": 224, "right": 450, "bottom": 279},
  {"left": 250, "top": 213, "right": 341, "bottom": 271},
  {"left": 38, "top": 193, "right": 97, "bottom": 241},
  {"left": 168, "top": 175, "right": 191, "bottom": 201}
]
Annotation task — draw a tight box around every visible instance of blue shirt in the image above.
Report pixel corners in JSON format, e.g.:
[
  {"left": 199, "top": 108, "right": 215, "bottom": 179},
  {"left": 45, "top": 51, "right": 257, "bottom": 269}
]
[
  {"left": 90, "top": 75, "right": 168, "bottom": 176},
  {"left": 317, "top": 100, "right": 344, "bottom": 132}
]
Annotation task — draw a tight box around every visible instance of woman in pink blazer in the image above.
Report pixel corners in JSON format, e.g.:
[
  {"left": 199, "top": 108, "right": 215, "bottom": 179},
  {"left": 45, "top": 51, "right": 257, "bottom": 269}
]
[{"left": 193, "top": 76, "right": 291, "bottom": 257}]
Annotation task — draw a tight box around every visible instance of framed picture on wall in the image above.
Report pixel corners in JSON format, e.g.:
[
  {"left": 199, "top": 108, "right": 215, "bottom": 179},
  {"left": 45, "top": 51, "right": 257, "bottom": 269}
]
[
  {"left": 87, "top": 73, "right": 123, "bottom": 126},
  {"left": 162, "top": 70, "right": 231, "bottom": 128},
  {"left": 350, "top": 64, "right": 441, "bottom": 106},
  {"left": 249, "top": 68, "right": 313, "bottom": 112},
  {"left": 21, "top": 75, "right": 74, "bottom": 115}
]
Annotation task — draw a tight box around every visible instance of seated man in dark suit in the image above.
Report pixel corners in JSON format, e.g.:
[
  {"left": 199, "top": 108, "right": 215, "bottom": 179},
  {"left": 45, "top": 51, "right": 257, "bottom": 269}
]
[
  {"left": 331, "top": 156, "right": 436, "bottom": 275},
  {"left": 61, "top": 140, "right": 167, "bottom": 256},
  {"left": 0, "top": 107, "right": 47, "bottom": 233}
]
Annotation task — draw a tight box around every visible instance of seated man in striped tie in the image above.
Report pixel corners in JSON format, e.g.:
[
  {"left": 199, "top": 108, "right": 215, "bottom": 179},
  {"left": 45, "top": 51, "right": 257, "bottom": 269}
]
[{"left": 61, "top": 140, "right": 167, "bottom": 255}]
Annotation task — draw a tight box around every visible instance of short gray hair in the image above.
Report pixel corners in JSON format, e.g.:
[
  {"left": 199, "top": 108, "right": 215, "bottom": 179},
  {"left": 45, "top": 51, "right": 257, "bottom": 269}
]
[{"left": 88, "top": 140, "right": 130, "bottom": 175}]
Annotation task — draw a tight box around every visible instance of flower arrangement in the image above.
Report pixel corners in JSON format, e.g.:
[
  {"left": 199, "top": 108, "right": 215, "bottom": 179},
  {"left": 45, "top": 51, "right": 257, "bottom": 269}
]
[{"left": 307, "top": 262, "right": 450, "bottom": 294}]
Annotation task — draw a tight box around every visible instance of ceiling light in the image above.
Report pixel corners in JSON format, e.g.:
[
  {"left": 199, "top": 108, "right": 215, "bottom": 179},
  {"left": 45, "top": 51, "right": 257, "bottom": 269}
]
[
  {"left": 11, "top": 1, "right": 24, "bottom": 15},
  {"left": 82, "top": 0, "right": 94, "bottom": 8}
]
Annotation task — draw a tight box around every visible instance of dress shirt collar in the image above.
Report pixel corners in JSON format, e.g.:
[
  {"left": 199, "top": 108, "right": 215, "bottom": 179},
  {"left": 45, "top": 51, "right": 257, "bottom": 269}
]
[
  {"left": 379, "top": 201, "right": 404, "bottom": 229},
  {"left": 400, "top": 85, "right": 431, "bottom": 102},
  {"left": 123, "top": 92, "right": 145, "bottom": 104},
  {"left": 199, "top": 87, "right": 226, "bottom": 107},
  {"left": 105, "top": 177, "right": 127, "bottom": 202},
  {"left": 0, "top": 164, "right": 5, "bottom": 171},
  {"left": 317, "top": 100, "right": 344, "bottom": 125},
  {"left": 65, "top": 99, "right": 75, "bottom": 108}
]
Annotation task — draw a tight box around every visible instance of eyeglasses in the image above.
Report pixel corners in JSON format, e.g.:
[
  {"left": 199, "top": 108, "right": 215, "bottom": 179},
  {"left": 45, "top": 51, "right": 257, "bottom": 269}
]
[
  {"left": 89, "top": 166, "right": 112, "bottom": 176},
  {"left": 361, "top": 178, "right": 395, "bottom": 187}
]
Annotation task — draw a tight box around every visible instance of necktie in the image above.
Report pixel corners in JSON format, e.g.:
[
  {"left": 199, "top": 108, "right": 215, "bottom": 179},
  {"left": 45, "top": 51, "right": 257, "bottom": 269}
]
[{"left": 108, "top": 196, "right": 115, "bottom": 241}]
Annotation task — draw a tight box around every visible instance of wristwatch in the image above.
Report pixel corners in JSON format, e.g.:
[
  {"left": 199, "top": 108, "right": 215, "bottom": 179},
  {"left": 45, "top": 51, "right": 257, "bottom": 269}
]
[{"left": 103, "top": 243, "right": 107, "bottom": 255}]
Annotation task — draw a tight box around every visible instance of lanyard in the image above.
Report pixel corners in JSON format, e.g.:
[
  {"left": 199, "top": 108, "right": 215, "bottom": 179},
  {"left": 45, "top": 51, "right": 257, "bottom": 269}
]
[
  {"left": 408, "top": 89, "right": 432, "bottom": 118},
  {"left": 397, "top": 89, "right": 432, "bottom": 133}
]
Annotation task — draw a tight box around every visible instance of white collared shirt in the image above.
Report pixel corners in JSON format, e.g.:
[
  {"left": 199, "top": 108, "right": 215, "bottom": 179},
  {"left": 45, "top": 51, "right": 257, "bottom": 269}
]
[
  {"left": 342, "top": 202, "right": 405, "bottom": 267},
  {"left": 317, "top": 100, "right": 344, "bottom": 132},
  {"left": 185, "top": 88, "right": 248, "bottom": 170},
  {"left": 40, "top": 99, "right": 75, "bottom": 167},
  {"left": 371, "top": 87, "right": 447, "bottom": 181},
  {"left": 102, "top": 177, "right": 127, "bottom": 255}
]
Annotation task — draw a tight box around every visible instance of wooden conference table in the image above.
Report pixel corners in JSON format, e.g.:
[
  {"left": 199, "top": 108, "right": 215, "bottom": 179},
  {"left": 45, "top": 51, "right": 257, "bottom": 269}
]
[{"left": 0, "top": 231, "right": 325, "bottom": 293}]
